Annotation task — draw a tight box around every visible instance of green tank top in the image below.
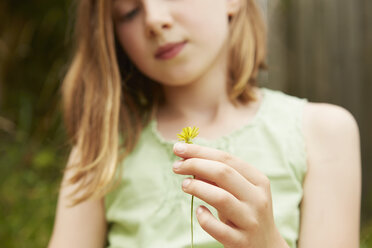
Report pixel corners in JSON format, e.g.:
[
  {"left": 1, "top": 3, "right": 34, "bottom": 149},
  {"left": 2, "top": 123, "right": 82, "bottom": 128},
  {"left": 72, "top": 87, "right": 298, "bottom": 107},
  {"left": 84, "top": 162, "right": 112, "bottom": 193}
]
[{"left": 105, "top": 88, "right": 308, "bottom": 248}]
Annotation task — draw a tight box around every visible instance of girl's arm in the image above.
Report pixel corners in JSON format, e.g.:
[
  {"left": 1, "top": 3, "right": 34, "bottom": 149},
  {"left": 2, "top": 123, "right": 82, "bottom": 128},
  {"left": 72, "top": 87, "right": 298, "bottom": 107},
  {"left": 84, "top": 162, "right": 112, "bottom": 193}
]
[
  {"left": 298, "top": 103, "right": 361, "bottom": 248},
  {"left": 48, "top": 147, "right": 107, "bottom": 248}
]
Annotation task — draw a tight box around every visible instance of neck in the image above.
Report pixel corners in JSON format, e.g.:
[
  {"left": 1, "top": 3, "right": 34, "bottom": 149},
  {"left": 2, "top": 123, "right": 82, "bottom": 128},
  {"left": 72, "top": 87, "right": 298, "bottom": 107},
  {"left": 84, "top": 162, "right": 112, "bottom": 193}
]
[{"left": 159, "top": 61, "right": 232, "bottom": 125}]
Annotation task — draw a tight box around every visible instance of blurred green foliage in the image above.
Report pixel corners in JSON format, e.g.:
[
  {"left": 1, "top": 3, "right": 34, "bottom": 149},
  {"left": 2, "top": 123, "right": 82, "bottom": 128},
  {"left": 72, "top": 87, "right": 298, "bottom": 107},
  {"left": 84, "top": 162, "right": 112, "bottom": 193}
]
[
  {"left": 0, "top": 0, "right": 71, "bottom": 247},
  {"left": 0, "top": 0, "right": 371, "bottom": 247}
]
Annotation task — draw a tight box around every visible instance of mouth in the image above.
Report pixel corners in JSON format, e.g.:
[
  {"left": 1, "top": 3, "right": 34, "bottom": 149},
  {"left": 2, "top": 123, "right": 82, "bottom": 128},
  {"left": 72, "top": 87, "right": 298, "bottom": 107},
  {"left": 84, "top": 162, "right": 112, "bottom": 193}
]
[{"left": 155, "top": 41, "right": 187, "bottom": 60}]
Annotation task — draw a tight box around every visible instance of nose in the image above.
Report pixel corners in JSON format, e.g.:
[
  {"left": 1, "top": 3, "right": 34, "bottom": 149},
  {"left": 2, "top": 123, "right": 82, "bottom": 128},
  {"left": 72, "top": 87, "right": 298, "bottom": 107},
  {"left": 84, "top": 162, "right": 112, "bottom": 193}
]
[{"left": 143, "top": 0, "right": 173, "bottom": 37}]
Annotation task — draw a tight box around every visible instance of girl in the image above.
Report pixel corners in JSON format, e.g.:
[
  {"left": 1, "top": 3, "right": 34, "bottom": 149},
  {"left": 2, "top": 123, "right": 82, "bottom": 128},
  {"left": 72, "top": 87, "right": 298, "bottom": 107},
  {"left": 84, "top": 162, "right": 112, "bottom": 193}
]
[{"left": 48, "top": 0, "right": 361, "bottom": 247}]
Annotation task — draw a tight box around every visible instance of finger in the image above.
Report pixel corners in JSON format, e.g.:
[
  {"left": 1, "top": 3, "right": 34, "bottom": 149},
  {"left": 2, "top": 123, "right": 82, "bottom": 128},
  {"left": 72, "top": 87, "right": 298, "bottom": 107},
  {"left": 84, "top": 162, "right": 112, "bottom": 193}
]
[
  {"left": 173, "top": 158, "right": 256, "bottom": 202},
  {"left": 182, "top": 178, "right": 247, "bottom": 227},
  {"left": 196, "top": 205, "right": 241, "bottom": 247},
  {"left": 173, "top": 142, "right": 267, "bottom": 186}
]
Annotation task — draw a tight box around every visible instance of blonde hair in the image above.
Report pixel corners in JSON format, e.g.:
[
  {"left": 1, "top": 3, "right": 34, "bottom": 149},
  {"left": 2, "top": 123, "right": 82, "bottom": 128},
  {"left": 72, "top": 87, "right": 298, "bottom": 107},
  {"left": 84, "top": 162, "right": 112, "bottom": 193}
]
[{"left": 62, "top": 0, "right": 267, "bottom": 205}]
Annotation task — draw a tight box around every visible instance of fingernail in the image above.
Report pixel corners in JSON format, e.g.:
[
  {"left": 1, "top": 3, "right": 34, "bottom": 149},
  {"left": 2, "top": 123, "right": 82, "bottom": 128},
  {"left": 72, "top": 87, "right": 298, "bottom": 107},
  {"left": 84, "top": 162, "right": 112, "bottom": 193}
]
[
  {"left": 173, "top": 160, "right": 182, "bottom": 169},
  {"left": 174, "top": 142, "right": 187, "bottom": 154},
  {"left": 182, "top": 178, "right": 191, "bottom": 188}
]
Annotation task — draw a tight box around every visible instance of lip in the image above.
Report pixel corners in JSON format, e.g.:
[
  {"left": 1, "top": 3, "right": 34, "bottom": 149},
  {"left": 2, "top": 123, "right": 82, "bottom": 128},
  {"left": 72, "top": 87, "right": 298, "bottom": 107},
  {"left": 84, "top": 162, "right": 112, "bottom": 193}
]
[{"left": 155, "top": 41, "right": 187, "bottom": 60}]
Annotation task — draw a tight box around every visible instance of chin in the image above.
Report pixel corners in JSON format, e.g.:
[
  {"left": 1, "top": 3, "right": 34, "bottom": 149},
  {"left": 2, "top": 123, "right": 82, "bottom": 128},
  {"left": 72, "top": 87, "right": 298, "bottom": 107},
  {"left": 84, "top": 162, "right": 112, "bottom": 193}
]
[
  {"left": 149, "top": 69, "right": 203, "bottom": 87},
  {"left": 156, "top": 77, "right": 195, "bottom": 88}
]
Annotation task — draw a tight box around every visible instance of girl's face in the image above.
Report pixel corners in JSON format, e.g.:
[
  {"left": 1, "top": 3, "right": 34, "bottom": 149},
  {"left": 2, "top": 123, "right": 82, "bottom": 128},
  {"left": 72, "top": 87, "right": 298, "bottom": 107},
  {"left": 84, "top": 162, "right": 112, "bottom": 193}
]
[{"left": 112, "top": 0, "right": 239, "bottom": 86}]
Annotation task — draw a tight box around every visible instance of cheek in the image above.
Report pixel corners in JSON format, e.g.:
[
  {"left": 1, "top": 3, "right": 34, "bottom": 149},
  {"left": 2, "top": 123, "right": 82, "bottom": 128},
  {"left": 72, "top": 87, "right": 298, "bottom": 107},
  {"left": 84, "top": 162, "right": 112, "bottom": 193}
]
[
  {"left": 174, "top": 0, "right": 229, "bottom": 46},
  {"left": 116, "top": 24, "right": 147, "bottom": 64}
]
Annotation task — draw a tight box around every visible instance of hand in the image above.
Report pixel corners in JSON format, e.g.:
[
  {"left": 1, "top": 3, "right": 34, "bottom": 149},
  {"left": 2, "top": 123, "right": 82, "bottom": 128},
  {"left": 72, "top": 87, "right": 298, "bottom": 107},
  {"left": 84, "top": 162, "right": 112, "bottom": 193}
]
[{"left": 172, "top": 142, "right": 289, "bottom": 248}]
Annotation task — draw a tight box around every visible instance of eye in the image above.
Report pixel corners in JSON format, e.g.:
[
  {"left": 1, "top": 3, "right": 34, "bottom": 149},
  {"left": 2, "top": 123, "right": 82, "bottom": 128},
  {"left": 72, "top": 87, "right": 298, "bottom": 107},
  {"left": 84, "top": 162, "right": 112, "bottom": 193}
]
[{"left": 120, "top": 7, "right": 140, "bottom": 22}]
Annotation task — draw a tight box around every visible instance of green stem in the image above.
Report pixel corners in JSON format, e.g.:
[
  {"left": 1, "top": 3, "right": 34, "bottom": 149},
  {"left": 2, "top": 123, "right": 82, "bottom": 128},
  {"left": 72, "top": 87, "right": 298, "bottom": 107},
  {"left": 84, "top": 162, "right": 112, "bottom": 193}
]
[
  {"left": 191, "top": 173, "right": 196, "bottom": 247},
  {"left": 191, "top": 193, "right": 194, "bottom": 248},
  {"left": 186, "top": 140, "right": 196, "bottom": 247}
]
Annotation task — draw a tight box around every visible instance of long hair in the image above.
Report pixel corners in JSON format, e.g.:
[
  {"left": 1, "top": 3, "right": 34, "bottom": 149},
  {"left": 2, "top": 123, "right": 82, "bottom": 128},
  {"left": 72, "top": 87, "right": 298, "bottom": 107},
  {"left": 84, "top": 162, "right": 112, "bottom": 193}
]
[
  {"left": 62, "top": 0, "right": 266, "bottom": 205},
  {"left": 228, "top": 0, "right": 267, "bottom": 103}
]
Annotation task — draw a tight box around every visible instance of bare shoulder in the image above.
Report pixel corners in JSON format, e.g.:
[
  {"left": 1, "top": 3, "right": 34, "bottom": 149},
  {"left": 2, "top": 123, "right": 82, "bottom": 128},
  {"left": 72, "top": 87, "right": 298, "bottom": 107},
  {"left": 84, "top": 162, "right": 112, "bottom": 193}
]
[
  {"left": 303, "top": 102, "right": 359, "bottom": 139},
  {"left": 298, "top": 102, "right": 361, "bottom": 247},
  {"left": 301, "top": 101, "right": 361, "bottom": 182}
]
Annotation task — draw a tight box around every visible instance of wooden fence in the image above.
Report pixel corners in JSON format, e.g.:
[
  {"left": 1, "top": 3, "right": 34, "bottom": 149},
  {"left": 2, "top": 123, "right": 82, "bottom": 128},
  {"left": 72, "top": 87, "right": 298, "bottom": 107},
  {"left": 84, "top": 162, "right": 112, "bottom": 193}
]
[{"left": 257, "top": 0, "right": 372, "bottom": 225}]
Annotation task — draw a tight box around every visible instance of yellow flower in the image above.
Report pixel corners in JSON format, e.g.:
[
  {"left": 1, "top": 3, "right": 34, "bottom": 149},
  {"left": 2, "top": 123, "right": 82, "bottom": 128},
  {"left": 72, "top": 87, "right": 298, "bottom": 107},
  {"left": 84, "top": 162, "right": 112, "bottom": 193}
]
[
  {"left": 176, "top": 126, "right": 200, "bottom": 248},
  {"left": 177, "top": 126, "right": 199, "bottom": 144}
]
